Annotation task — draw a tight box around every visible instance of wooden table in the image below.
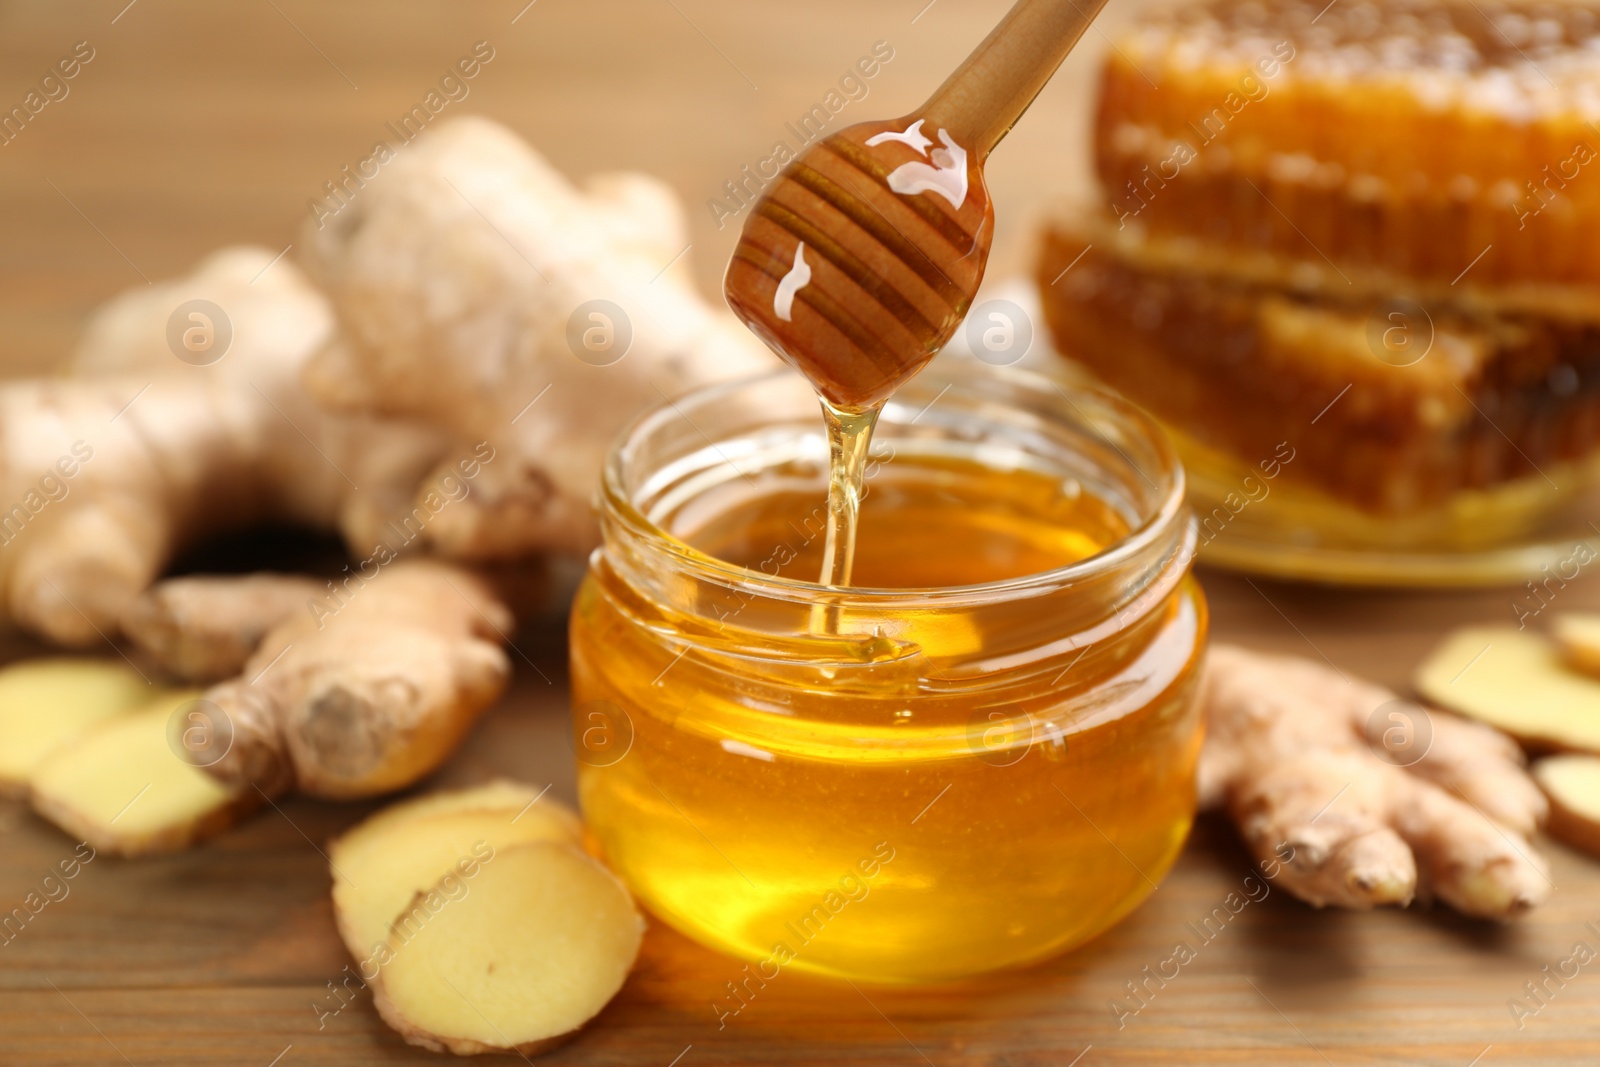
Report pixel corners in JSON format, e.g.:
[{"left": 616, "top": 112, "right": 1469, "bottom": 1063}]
[{"left": 2, "top": 1, "right": 1598, "bottom": 1063}]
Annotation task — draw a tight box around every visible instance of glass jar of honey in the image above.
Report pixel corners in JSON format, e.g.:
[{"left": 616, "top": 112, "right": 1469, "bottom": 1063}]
[{"left": 569, "top": 362, "right": 1205, "bottom": 984}]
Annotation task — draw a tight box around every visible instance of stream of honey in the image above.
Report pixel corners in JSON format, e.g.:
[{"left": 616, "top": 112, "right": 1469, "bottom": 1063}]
[{"left": 815, "top": 400, "right": 881, "bottom": 592}]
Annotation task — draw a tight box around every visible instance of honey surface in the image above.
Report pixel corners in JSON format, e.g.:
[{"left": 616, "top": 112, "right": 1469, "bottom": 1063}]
[
  {"left": 688, "top": 457, "right": 1128, "bottom": 587},
  {"left": 571, "top": 458, "right": 1205, "bottom": 983}
]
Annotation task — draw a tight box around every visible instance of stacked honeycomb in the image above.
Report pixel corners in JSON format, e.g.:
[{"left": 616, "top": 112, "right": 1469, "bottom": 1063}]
[
  {"left": 1099, "top": 0, "right": 1600, "bottom": 285},
  {"left": 1041, "top": 0, "right": 1600, "bottom": 513}
]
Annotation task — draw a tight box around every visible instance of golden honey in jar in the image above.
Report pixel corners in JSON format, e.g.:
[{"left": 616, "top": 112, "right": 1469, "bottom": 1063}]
[{"left": 570, "top": 363, "right": 1205, "bottom": 984}]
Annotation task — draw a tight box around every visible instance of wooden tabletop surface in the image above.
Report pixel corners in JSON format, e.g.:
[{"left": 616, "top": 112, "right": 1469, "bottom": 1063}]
[{"left": 3, "top": 1, "right": 1599, "bottom": 1064}]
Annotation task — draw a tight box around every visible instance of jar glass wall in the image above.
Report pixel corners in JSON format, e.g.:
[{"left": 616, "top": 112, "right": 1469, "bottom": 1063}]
[{"left": 570, "top": 363, "right": 1206, "bottom": 984}]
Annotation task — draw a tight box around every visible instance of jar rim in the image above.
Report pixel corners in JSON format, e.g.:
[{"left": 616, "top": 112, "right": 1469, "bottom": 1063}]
[{"left": 600, "top": 362, "right": 1190, "bottom": 608}]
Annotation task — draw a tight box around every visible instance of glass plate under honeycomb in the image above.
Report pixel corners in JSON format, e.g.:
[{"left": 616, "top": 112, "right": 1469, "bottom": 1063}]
[{"left": 1170, "top": 424, "right": 1600, "bottom": 588}]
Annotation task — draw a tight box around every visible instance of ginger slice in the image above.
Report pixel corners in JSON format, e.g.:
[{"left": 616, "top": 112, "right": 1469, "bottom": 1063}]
[
  {"left": 1533, "top": 755, "right": 1600, "bottom": 858},
  {"left": 329, "top": 786, "right": 580, "bottom": 960},
  {"left": 337, "top": 779, "right": 557, "bottom": 842},
  {"left": 0, "top": 658, "right": 151, "bottom": 795},
  {"left": 373, "top": 841, "right": 643, "bottom": 1057},
  {"left": 1552, "top": 613, "right": 1600, "bottom": 678},
  {"left": 1415, "top": 627, "right": 1600, "bottom": 753},
  {"left": 28, "top": 691, "right": 258, "bottom": 856}
]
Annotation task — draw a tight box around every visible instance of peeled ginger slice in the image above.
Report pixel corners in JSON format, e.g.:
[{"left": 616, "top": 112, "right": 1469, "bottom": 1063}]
[
  {"left": 330, "top": 788, "right": 581, "bottom": 959},
  {"left": 336, "top": 779, "right": 557, "bottom": 843},
  {"left": 0, "top": 658, "right": 151, "bottom": 794},
  {"left": 374, "top": 841, "right": 643, "bottom": 1056},
  {"left": 28, "top": 691, "right": 257, "bottom": 856},
  {"left": 1554, "top": 613, "right": 1600, "bottom": 677},
  {"left": 1415, "top": 627, "right": 1600, "bottom": 753},
  {"left": 1533, "top": 755, "right": 1600, "bottom": 858}
]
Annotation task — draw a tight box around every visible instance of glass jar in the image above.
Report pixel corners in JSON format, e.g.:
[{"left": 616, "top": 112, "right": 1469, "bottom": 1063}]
[{"left": 569, "top": 361, "right": 1205, "bottom": 984}]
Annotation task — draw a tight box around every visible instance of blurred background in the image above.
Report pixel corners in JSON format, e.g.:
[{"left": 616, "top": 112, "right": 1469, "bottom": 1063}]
[{"left": 0, "top": 0, "right": 1133, "bottom": 378}]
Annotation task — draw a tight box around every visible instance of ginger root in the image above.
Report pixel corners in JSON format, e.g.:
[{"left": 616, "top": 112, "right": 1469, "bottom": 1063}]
[
  {"left": 28, "top": 690, "right": 258, "bottom": 856},
  {"left": 1201, "top": 644, "right": 1549, "bottom": 919},
  {"left": 176, "top": 561, "right": 512, "bottom": 800},
  {"left": 1533, "top": 755, "right": 1600, "bottom": 858},
  {"left": 1416, "top": 626, "right": 1600, "bottom": 753},
  {"left": 372, "top": 841, "right": 643, "bottom": 1056},
  {"left": 327, "top": 780, "right": 580, "bottom": 962},
  {"left": 0, "top": 658, "right": 150, "bottom": 795},
  {"left": 121, "top": 573, "right": 323, "bottom": 682},
  {"left": 0, "top": 247, "right": 447, "bottom": 648},
  {"left": 301, "top": 115, "right": 775, "bottom": 558},
  {"left": 0, "top": 121, "right": 770, "bottom": 650}
]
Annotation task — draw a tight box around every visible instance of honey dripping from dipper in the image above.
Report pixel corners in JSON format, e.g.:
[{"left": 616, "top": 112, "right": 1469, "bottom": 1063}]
[{"left": 723, "top": 0, "right": 1108, "bottom": 612}]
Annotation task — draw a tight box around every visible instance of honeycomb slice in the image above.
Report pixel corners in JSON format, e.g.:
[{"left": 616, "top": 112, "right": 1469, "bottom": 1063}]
[
  {"left": 1097, "top": 0, "right": 1600, "bottom": 287},
  {"left": 1036, "top": 214, "right": 1600, "bottom": 513}
]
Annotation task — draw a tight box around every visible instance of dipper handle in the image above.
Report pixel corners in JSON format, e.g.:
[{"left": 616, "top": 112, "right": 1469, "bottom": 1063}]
[{"left": 922, "top": 0, "right": 1111, "bottom": 162}]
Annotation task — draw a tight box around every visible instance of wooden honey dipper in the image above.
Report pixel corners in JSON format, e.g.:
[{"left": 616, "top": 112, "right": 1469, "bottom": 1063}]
[
  {"left": 725, "top": 0, "right": 1111, "bottom": 593},
  {"left": 724, "top": 0, "right": 1112, "bottom": 415}
]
